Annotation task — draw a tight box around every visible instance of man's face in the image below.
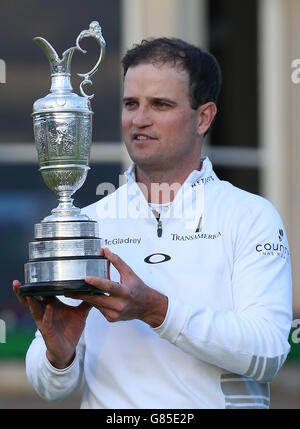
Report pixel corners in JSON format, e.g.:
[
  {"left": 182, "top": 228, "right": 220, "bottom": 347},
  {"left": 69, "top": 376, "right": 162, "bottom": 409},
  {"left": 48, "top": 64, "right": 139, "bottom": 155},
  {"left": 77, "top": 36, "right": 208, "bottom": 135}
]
[{"left": 122, "top": 62, "right": 203, "bottom": 173}]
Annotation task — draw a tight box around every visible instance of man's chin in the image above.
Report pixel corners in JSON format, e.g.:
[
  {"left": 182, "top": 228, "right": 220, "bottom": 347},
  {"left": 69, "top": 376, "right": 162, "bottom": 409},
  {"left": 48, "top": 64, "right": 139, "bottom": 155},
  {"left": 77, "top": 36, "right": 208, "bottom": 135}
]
[
  {"left": 132, "top": 157, "right": 161, "bottom": 170},
  {"left": 129, "top": 152, "right": 159, "bottom": 168}
]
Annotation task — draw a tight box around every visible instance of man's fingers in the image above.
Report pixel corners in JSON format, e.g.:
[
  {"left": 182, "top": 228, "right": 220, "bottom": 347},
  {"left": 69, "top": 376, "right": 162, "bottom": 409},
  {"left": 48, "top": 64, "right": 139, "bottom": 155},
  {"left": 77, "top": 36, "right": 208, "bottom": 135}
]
[
  {"left": 65, "top": 285, "right": 126, "bottom": 313},
  {"left": 84, "top": 276, "right": 124, "bottom": 297},
  {"left": 12, "top": 280, "right": 28, "bottom": 307},
  {"left": 12, "top": 280, "right": 21, "bottom": 289},
  {"left": 41, "top": 304, "right": 53, "bottom": 332},
  {"left": 13, "top": 281, "right": 53, "bottom": 328},
  {"left": 103, "top": 248, "right": 135, "bottom": 277},
  {"left": 99, "top": 307, "right": 121, "bottom": 323},
  {"left": 26, "top": 296, "right": 45, "bottom": 323}
]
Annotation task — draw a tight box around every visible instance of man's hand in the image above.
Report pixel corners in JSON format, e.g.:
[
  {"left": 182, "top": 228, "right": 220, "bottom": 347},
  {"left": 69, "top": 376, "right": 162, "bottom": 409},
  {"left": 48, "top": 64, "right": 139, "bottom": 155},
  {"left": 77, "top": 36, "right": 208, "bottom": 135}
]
[
  {"left": 65, "top": 248, "right": 168, "bottom": 328},
  {"left": 13, "top": 281, "right": 92, "bottom": 369}
]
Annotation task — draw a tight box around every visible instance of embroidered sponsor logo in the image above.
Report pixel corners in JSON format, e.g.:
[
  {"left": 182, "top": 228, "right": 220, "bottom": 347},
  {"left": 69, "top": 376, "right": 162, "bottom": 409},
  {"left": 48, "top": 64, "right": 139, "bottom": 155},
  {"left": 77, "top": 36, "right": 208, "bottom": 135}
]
[
  {"left": 255, "top": 242, "right": 289, "bottom": 258},
  {"left": 191, "top": 175, "right": 215, "bottom": 188},
  {"left": 256, "top": 230, "right": 289, "bottom": 259},
  {"left": 103, "top": 237, "right": 141, "bottom": 246},
  {"left": 144, "top": 253, "right": 171, "bottom": 264},
  {"left": 171, "top": 232, "right": 222, "bottom": 241}
]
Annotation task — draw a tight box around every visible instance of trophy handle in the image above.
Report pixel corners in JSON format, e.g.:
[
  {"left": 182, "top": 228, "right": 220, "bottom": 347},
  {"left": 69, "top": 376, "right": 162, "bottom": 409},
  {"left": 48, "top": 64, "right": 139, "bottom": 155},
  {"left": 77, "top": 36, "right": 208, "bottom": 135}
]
[{"left": 73, "top": 20, "right": 106, "bottom": 99}]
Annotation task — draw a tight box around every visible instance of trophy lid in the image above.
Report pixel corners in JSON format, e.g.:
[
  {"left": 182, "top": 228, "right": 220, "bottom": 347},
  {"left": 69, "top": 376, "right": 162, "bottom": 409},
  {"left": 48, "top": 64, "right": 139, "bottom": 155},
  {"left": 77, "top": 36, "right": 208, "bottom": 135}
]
[
  {"left": 33, "top": 89, "right": 93, "bottom": 115},
  {"left": 32, "top": 21, "right": 106, "bottom": 115}
]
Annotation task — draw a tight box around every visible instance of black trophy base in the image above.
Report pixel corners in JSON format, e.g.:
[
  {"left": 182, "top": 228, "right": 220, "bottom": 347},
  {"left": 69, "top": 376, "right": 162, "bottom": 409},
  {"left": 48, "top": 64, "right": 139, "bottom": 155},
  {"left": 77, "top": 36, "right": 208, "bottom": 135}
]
[{"left": 19, "top": 280, "right": 106, "bottom": 297}]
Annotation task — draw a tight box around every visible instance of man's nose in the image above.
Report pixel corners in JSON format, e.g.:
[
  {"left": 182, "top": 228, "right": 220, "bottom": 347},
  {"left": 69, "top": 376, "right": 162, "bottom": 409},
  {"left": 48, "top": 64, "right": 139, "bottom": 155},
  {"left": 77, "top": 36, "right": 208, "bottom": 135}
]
[{"left": 132, "top": 107, "right": 153, "bottom": 127}]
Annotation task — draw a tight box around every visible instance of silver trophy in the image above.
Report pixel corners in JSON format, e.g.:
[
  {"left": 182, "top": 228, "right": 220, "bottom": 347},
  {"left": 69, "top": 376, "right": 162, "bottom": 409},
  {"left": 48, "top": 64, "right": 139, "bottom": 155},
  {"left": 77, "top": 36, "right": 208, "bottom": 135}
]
[{"left": 19, "top": 21, "right": 107, "bottom": 296}]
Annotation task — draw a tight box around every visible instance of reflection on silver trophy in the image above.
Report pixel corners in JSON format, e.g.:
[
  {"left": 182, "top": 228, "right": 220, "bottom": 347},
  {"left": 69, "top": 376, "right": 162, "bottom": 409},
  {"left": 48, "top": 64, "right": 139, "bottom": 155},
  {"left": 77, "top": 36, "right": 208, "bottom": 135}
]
[{"left": 19, "top": 21, "right": 107, "bottom": 296}]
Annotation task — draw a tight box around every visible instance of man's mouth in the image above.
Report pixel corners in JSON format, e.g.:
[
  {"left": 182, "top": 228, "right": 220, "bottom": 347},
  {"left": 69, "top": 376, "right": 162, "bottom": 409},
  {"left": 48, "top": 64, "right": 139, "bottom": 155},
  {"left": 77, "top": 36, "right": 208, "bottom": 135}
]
[{"left": 133, "top": 133, "right": 157, "bottom": 141}]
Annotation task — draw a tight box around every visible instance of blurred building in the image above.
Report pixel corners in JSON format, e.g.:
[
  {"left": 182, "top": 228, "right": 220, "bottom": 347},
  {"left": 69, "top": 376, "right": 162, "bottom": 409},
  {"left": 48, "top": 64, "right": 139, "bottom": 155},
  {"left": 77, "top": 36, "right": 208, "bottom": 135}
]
[{"left": 0, "top": 0, "right": 299, "bottom": 319}]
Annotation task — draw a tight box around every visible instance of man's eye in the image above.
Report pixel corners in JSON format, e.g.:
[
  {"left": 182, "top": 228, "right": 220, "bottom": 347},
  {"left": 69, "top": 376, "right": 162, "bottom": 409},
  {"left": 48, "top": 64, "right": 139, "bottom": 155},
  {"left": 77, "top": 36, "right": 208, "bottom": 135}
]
[
  {"left": 154, "top": 101, "right": 170, "bottom": 109},
  {"left": 124, "top": 101, "right": 137, "bottom": 109}
]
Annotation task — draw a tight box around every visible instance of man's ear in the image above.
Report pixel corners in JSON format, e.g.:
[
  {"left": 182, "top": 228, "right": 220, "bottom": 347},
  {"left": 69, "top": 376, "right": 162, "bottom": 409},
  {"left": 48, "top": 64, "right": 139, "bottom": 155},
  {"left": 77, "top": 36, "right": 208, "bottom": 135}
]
[{"left": 196, "top": 102, "right": 217, "bottom": 136}]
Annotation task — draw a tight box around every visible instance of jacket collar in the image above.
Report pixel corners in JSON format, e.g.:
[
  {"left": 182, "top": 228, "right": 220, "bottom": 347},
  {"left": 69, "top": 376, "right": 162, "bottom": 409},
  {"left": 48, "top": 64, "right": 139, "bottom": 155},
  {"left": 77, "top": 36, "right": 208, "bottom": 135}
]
[{"left": 124, "top": 156, "right": 218, "bottom": 186}]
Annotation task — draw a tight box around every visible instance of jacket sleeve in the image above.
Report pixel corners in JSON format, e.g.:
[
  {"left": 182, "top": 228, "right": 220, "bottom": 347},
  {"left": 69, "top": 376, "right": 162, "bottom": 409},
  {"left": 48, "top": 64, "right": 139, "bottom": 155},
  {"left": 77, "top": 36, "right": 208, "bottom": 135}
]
[
  {"left": 153, "top": 198, "right": 293, "bottom": 382},
  {"left": 25, "top": 299, "right": 85, "bottom": 402}
]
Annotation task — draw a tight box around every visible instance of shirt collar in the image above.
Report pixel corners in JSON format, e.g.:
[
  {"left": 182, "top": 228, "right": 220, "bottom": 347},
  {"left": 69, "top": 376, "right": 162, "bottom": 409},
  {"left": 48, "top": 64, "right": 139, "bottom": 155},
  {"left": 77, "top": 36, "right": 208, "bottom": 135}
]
[{"left": 124, "top": 156, "right": 217, "bottom": 186}]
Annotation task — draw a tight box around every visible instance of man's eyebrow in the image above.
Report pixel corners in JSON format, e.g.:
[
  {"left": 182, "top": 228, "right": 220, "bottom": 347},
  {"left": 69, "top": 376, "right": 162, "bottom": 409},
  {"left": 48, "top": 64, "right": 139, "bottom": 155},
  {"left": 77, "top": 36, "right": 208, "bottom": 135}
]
[
  {"left": 123, "top": 97, "right": 136, "bottom": 103},
  {"left": 123, "top": 96, "right": 177, "bottom": 105},
  {"left": 151, "top": 97, "right": 177, "bottom": 106}
]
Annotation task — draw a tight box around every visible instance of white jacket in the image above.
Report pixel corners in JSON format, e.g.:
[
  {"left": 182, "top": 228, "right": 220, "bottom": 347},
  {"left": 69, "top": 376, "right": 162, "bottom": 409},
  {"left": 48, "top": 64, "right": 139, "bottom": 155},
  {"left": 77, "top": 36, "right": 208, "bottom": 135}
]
[{"left": 26, "top": 157, "right": 293, "bottom": 409}]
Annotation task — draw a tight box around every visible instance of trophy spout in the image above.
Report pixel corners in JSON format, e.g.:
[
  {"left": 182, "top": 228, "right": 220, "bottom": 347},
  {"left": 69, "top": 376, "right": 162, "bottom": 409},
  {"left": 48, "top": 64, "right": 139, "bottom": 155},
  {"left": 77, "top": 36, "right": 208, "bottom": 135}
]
[
  {"left": 34, "top": 37, "right": 76, "bottom": 77},
  {"left": 33, "top": 21, "right": 106, "bottom": 98},
  {"left": 33, "top": 37, "right": 60, "bottom": 67}
]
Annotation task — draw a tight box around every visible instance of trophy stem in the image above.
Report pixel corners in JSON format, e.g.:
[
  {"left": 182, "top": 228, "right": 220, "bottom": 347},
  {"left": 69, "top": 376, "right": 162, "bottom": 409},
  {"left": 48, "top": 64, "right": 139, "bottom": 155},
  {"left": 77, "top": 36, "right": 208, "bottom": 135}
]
[
  {"left": 54, "top": 190, "right": 77, "bottom": 214},
  {"left": 42, "top": 190, "right": 90, "bottom": 222},
  {"left": 58, "top": 189, "right": 74, "bottom": 204}
]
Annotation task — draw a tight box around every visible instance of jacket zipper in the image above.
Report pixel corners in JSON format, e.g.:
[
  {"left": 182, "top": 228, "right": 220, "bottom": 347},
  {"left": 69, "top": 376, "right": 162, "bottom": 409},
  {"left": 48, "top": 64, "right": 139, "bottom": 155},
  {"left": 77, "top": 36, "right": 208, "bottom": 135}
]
[
  {"left": 152, "top": 209, "right": 163, "bottom": 238},
  {"left": 195, "top": 215, "right": 203, "bottom": 233},
  {"left": 157, "top": 217, "right": 163, "bottom": 238},
  {"left": 152, "top": 206, "right": 203, "bottom": 236}
]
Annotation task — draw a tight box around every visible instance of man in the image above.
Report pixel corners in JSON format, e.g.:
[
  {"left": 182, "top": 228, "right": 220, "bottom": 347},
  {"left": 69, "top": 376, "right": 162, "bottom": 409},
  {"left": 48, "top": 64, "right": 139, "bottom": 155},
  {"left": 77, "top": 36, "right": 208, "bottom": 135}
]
[{"left": 13, "top": 38, "right": 292, "bottom": 409}]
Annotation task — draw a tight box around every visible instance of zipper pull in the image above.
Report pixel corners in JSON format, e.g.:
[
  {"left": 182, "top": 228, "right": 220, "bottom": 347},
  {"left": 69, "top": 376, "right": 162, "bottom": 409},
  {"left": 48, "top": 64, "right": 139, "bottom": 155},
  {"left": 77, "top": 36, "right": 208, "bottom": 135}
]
[
  {"left": 152, "top": 209, "right": 163, "bottom": 238},
  {"left": 157, "top": 219, "right": 163, "bottom": 238}
]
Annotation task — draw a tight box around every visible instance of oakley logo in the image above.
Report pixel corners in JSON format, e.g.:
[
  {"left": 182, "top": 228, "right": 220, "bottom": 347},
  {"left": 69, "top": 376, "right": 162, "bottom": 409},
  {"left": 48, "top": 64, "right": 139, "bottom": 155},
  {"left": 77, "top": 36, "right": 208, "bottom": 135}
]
[{"left": 144, "top": 253, "right": 171, "bottom": 265}]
